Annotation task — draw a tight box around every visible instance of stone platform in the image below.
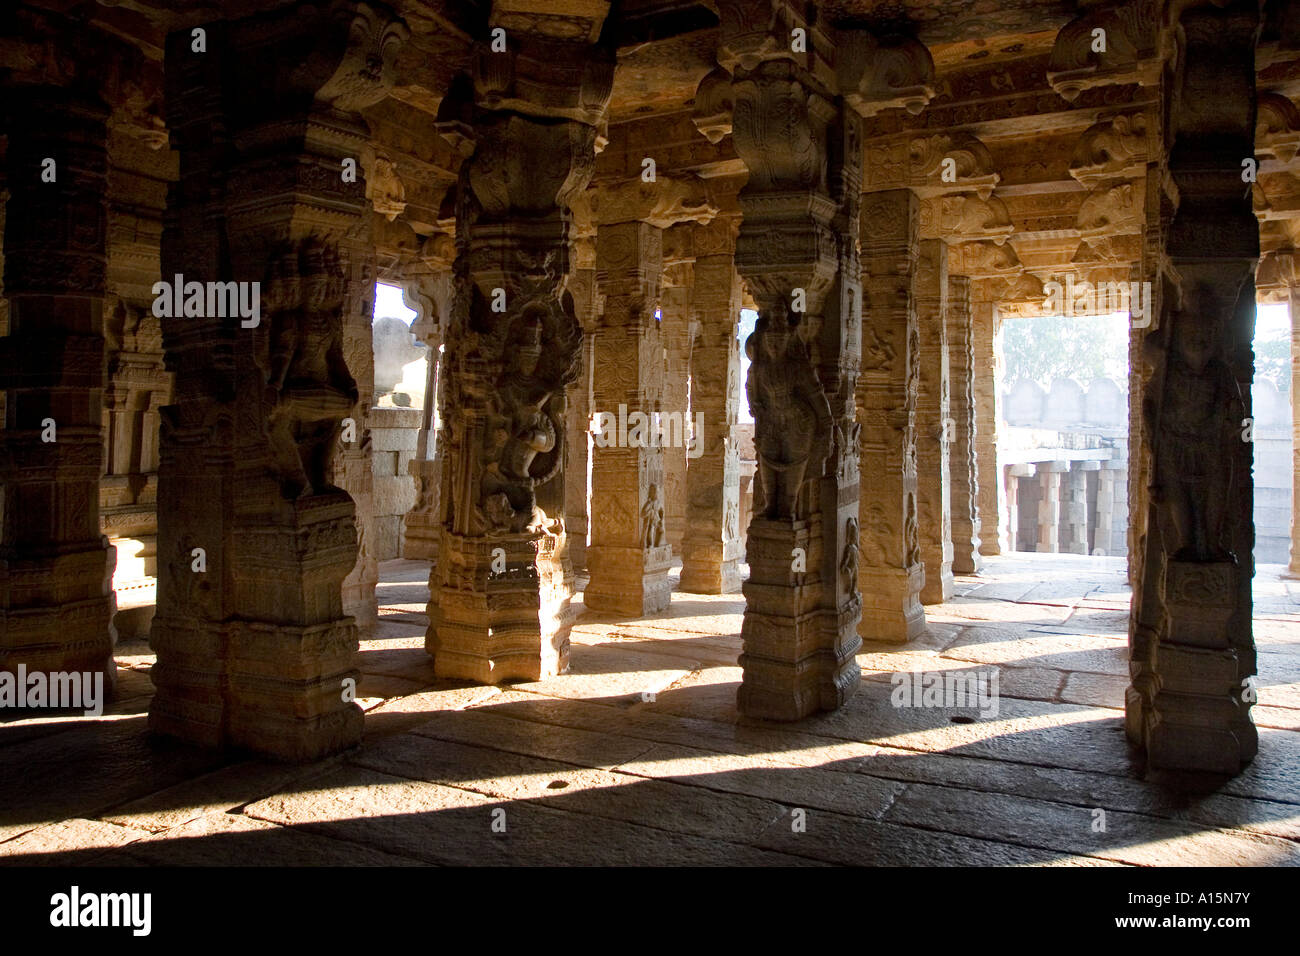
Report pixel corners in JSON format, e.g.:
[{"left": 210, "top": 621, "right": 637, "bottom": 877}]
[{"left": 1, "top": 554, "right": 1297, "bottom": 866}]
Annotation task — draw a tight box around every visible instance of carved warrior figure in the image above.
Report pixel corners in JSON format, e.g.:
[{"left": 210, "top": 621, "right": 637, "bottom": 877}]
[
  {"left": 745, "top": 310, "right": 833, "bottom": 520},
  {"left": 1144, "top": 285, "right": 1244, "bottom": 563},
  {"left": 480, "top": 313, "right": 566, "bottom": 534},
  {"left": 262, "top": 240, "right": 359, "bottom": 500}
]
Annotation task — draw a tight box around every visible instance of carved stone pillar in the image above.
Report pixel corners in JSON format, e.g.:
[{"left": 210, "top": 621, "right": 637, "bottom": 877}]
[
  {"left": 946, "top": 274, "right": 981, "bottom": 572},
  {"left": 915, "top": 239, "right": 951, "bottom": 604},
  {"left": 1125, "top": 0, "right": 1259, "bottom": 774},
  {"left": 428, "top": 8, "right": 611, "bottom": 682},
  {"left": 1292, "top": 284, "right": 1300, "bottom": 573},
  {"left": 1036, "top": 461, "right": 1065, "bottom": 553},
  {"left": 586, "top": 219, "right": 673, "bottom": 615},
  {"left": 859, "top": 189, "right": 925, "bottom": 641},
  {"left": 1062, "top": 464, "right": 1090, "bottom": 554},
  {"left": 1006, "top": 463, "right": 1034, "bottom": 552},
  {"left": 401, "top": 273, "right": 452, "bottom": 563},
  {"left": 564, "top": 265, "right": 598, "bottom": 574},
  {"left": 660, "top": 268, "right": 693, "bottom": 552},
  {"left": 680, "top": 236, "right": 743, "bottom": 595},
  {"left": 149, "top": 4, "right": 407, "bottom": 759},
  {"left": 1, "top": 87, "right": 117, "bottom": 685},
  {"left": 971, "top": 294, "right": 1002, "bottom": 555},
  {"left": 724, "top": 4, "right": 866, "bottom": 718}
]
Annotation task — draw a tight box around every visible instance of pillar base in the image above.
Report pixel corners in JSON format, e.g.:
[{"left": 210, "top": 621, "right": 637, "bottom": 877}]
[
  {"left": 1126, "top": 559, "right": 1258, "bottom": 774},
  {"left": 429, "top": 528, "right": 576, "bottom": 683},
  {"left": 858, "top": 564, "right": 926, "bottom": 643},
  {"left": 678, "top": 546, "right": 742, "bottom": 595},
  {"left": 0, "top": 544, "right": 118, "bottom": 683},
  {"left": 583, "top": 544, "right": 672, "bottom": 616},
  {"left": 920, "top": 564, "right": 953, "bottom": 606},
  {"left": 150, "top": 492, "right": 363, "bottom": 761}
]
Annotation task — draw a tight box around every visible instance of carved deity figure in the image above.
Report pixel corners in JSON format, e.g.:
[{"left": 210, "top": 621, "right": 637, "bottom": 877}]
[
  {"left": 1145, "top": 288, "right": 1243, "bottom": 563},
  {"left": 745, "top": 309, "right": 833, "bottom": 519},
  {"left": 642, "top": 482, "right": 666, "bottom": 549},
  {"left": 264, "top": 241, "right": 359, "bottom": 500},
  {"left": 481, "top": 313, "right": 564, "bottom": 533}
]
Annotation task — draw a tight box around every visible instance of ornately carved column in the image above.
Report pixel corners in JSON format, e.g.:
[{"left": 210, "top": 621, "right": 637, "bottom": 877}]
[
  {"left": 724, "top": 3, "right": 864, "bottom": 718},
  {"left": 1126, "top": 0, "right": 1259, "bottom": 774},
  {"left": 1, "top": 87, "right": 117, "bottom": 685},
  {"left": 946, "top": 274, "right": 982, "bottom": 572},
  {"left": 150, "top": 4, "right": 407, "bottom": 759},
  {"left": 914, "top": 239, "right": 952, "bottom": 603},
  {"left": 563, "top": 261, "right": 598, "bottom": 574},
  {"left": 859, "top": 189, "right": 925, "bottom": 641},
  {"left": 971, "top": 291, "right": 1002, "bottom": 555},
  {"left": 586, "top": 219, "right": 673, "bottom": 615},
  {"left": 680, "top": 227, "right": 743, "bottom": 595},
  {"left": 1292, "top": 282, "right": 1300, "bottom": 574},
  {"left": 400, "top": 273, "right": 452, "bottom": 562},
  {"left": 660, "top": 266, "right": 693, "bottom": 552},
  {"left": 428, "top": 6, "right": 612, "bottom": 681}
]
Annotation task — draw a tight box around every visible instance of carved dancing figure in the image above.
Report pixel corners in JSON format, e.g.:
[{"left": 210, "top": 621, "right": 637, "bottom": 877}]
[{"left": 745, "top": 307, "right": 833, "bottom": 519}]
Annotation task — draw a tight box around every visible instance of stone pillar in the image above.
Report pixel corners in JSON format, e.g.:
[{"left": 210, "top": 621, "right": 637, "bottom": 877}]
[
  {"left": 1035, "top": 462, "right": 1065, "bottom": 553},
  {"left": 1, "top": 87, "right": 117, "bottom": 685},
  {"left": 971, "top": 295, "right": 1002, "bottom": 555},
  {"left": 427, "top": 11, "right": 611, "bottom": 682},
  {"left": 1125, "top": 0, "right": 1258, "bottom": 773},
  {"left": 946, "top": 274, "right": 982, "bottom": 572},
  {"left": 151, "top": 6, "right": 408, "bottom": 759},
  {"left": 1095, "top": 462, "right": 1116, "bottom": 556},
  {"left": 1292, "top": 285, "right": 1300, "bottom": 573},
  {"left": 660, "top": 269, "right": 693, "bottom": 552},
  {"left": 859, "top": 190, "right": 925, "bottom": 641},
  {"left": 564, "top": 264, "right": 599, "bottom": 574},
  {"left": 586, "top": 219, "right": 673, "bottom": 615},
  {"left": 724, "top": 5, "right": 864, "bottom": 718},
  {"left": 680, "top": 236, "right": 743, "bottom": 595},
  {"left": 915, "top": 239, "right": 952, "bottom": 604},
  {"left": 401, "top": 273, "right": 452, "bottom": 563},
  {"left": 1006, "top": 463, "right": 1034, "bottom": 553},
  {"left": 1061, "top": 464, "right": 1089, "bottom": 554}
]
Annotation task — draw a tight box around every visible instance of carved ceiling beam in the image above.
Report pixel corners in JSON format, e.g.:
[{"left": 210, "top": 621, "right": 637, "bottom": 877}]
[{"left": 864, "top": 131, "right": 1001, "bottom": 200}]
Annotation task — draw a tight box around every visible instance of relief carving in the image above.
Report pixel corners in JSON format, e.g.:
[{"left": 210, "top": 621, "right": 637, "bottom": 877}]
[
  {"left": 262, "top": 239, "right": 360, "bottom": 500},
  {"left": 745, "top": 310, "right": 832, "bottom": 520}
]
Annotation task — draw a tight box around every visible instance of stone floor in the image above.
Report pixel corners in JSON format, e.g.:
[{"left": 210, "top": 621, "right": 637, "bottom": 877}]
[{"left": 2, "top": 552, "right": 1298, "bottom": 866}]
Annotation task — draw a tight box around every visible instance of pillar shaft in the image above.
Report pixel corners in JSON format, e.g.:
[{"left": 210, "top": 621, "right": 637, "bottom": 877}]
[
  {"left": 680, "top": 246, "right": 742, "bottom": 594},
  {"left": 1126, "top": 0, "right": 1259, "bottom": 773},
  {"left": 1, "top": 87, "right": 116, "bottom": 683},
  {"left": 1061, "top": 466, "right": 1089, "bottom": 555},
  {"left": 858, "top": 189, "right": 925, "bottom": 641},
  {"left": 946, "top": 274, "right": 982, "bottom": 572},
  {"left": 563, "top": 271, "right": 597, "bottom": 573},
  {"left": 915, "top": 239, "right": 952, "bottom": 604},
  {"left": 587, "top": 220, "right": 672, "bottom": 616},
  {"left": 971, "top": 297, "right": 1002, "bottom": 555},
  {"left": 660, "top": 276, "right": 692, "bottom": 553},
  {"left": 1291, "top": 286, "right": 1300, "bottom": 572},
  {"left": 1036, "top": 463, "right": 1064, "bottom": 553}
]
